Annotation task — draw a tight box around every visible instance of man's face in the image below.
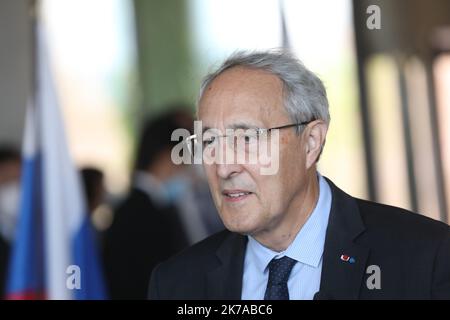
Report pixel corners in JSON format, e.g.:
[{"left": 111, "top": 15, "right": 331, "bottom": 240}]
[
  {"left": 0, "top": 160, "right": 21, "bottom": 185},
  {"left": 198, "top": 67, "right": 310, "bottom": 237}
]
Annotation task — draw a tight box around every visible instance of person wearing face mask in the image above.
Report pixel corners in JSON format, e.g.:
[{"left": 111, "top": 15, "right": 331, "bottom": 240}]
[
  {"left": 102, "top": 109, "right": 191, "bottom": 300},
  {"left": 0, "top": 146, "right": 21, "bottom": 299},
  {"left": 162, "top": 165, "right": 224, "bottom": 246}
]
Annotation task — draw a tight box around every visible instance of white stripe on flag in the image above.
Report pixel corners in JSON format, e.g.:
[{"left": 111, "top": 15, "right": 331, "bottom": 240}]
[
  {"left": 36, "top": 21, "right": 85, "bottom": 300},
  {"left": 23, "top": 101, "right": 38, "bottom": 159}
]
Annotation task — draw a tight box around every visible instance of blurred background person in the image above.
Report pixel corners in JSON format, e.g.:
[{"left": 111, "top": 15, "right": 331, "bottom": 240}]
[
  {"left": 103, "top": 107, "right": 223, "bottom": 299},
  {"left": 172, "top": 165, "right": 224, "bottom": 242},
  {"left": 0, "top": 145, "right": 21, "bottom": 299},
  {"left": 102, "top": 109, "right": 190, "bottom": 300},
  {"left": 80, "top": 167, "right": 106, "bottom": 214},
  {"left": 159, "top": 108, "right": 224, "bottom": 244},
  {"left": 80, "top": 166, "right": 114, "bottom": 247}
]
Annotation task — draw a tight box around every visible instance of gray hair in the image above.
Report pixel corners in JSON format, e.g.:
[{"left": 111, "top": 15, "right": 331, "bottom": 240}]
[{"left": 198, "top": 49, "right": 330, "bottom": 131}]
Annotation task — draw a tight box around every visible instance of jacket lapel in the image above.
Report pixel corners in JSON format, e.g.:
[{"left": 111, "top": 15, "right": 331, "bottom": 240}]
[
  {"left": 318, "top": 178, "right": 370, "bottom": 299},
  {"left": 206, "top": 232, "right": 247, "bottom": 299}
]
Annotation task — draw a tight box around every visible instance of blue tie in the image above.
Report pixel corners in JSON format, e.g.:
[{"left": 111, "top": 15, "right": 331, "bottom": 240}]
[{"left": 264, "top": 256, "right": 297, "bottom": 300}]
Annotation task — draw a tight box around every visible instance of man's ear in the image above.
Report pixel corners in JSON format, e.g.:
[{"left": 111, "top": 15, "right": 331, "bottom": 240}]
[{"left": 305, "top": 120, "right": 328, "bottom": 169}]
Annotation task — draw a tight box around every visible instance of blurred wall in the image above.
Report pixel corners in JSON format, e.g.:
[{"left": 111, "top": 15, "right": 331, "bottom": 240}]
[
  {"left": 354, "top": 0, "right": 450, "bottom": 58},
  {"left": 353, "top": 0, "right": 450, "bottom": 222},
  {"left": 133, "top": 0, "right": 197, "bottom": 117},
  {"left": 0, "top": 0, "right": 30, "bottom": 146}
]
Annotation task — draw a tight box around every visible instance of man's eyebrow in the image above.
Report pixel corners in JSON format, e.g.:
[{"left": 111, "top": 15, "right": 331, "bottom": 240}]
[
  {"left": 202, "top": 126, "right": 223, "bottom": 135},
  {"left": 228, "top": 122, "right": 262, "bottom": 130},
  {"left": 201, "top": 122, "right": 262, "bottom": 134}
]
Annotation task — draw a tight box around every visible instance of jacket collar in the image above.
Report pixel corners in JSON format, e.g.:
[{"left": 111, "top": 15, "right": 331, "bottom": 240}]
[
  {"left": 206, "top": 232, "right": 247, "bottom": 299},
  {"left": 316, "top": 177, "right": 369, "bottom": 299}
]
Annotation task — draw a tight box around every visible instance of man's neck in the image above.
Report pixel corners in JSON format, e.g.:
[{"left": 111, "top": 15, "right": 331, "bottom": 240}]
[{"left": 253, "top": 171, "right": 320, "bottom": 252}]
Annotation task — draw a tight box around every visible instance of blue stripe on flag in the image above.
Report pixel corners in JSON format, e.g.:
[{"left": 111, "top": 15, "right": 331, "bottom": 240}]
[
  {"left": 72, "top": 217, "right": 107, "bottom": 299},
  {"left": 7, "top": 155, "right": 46, "bottom": 298}
]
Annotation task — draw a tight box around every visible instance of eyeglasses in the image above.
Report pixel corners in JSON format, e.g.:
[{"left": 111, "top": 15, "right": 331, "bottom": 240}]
[{"left": 185, "top": 119, "right": 315, "bottom": 157}]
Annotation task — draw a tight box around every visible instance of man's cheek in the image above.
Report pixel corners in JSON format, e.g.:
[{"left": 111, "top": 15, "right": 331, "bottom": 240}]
[{"left": 258, "top": 132, "right": 280, "bottom": 176}]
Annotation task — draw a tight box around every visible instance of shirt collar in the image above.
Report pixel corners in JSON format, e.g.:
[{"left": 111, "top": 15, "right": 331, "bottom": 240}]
[{"left": 246, "top": 173, "right": 332, "bottom": 272}]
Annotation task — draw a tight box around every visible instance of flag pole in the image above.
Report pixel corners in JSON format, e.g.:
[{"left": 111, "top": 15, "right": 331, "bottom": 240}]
[
  {"left": 279, "top": 0, "right": 291, "bottom": 49},
  {"left": 28, "top": 0, "right": 39, "bottom": 109}
]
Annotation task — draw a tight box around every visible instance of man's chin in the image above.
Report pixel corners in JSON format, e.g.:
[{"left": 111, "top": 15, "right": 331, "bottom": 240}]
[
  {"left": 223, "top": 220, "right": 259, "bottom": 236},
  {"left": 219, "top": 209, "right": 263, "bottom": 234}
]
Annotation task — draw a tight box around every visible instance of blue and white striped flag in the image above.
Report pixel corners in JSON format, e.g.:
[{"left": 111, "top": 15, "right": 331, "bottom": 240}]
[{"left": 6, "top": 15, "right": 106, "bottom": 300}]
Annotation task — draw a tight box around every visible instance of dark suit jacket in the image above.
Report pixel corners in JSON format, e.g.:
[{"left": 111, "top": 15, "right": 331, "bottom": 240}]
[
  {"left": 103, "top": 188, "right": 188, "bottom": 300},
  {"left": 0, "top": 236, "right": 9, "bottom": 299},
  {"left": 149, "top": 178, "right": 450, "bottom": 299}
]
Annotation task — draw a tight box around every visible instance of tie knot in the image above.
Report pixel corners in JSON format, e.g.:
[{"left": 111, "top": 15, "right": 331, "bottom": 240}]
[{"left": 267, "top": 256, "right": 297, "bottom": 285}]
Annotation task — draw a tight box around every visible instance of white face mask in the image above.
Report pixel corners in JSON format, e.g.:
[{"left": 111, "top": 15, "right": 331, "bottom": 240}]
[{"left": 0, "top": 181, "right": 20, "bottom": 242}]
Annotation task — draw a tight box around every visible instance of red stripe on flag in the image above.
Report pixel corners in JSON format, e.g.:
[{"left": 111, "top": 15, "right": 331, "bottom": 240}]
[{"left": 7, "top": 291, "right": 47, "bottom": 300}]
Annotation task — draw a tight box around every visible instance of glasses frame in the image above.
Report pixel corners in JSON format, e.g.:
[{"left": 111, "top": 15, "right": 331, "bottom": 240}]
[
  {"left": 185, "top": 119, "right": 315, "bottom": 157},
  {"left": 254, "top": 120, "right": 314, "bottom": 136}
]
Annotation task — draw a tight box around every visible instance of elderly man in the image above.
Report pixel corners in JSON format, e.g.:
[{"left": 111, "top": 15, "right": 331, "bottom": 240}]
[{"left": 149, "top": 50, "right": 450, "bottom": 300}]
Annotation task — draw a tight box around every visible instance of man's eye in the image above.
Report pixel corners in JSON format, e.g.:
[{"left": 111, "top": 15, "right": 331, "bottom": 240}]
[
  {"left": 202, "top": 137, "right": 216, "bottom": 147},
  {"left": 242, "top": 134, "right": 257, "bottom": 144}
]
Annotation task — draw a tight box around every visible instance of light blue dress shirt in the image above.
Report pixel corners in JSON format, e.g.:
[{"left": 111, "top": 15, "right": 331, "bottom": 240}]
[{"left": 241, "top": 174, "right": 332, "bottom": 300}]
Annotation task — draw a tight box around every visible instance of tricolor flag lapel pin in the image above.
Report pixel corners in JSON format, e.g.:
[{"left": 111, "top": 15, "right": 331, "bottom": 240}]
[{"left": 340, "top": 254, "right": 356, "bottom": 264}]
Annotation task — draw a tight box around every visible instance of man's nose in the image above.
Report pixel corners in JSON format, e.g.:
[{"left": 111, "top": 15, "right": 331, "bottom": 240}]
[
  {"left": 215, "top": 135, "right": 243, "bottom": 179},
  {"left": 216, "top": 162, "right": 242, "bottom": 179}
]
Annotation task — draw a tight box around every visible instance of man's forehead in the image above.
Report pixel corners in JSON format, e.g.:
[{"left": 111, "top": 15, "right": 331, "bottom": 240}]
[
  {"left": 198, "top": 106, "right": 283, "bottom": 130},
  {"left": 204, "top": 66, "right": 283, "bottom": 94},
  {"left": 198, "top": 67, "right": 285, "bottom": 124}
]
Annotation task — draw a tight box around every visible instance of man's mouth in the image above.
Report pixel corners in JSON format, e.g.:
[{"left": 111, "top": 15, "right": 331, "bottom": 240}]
[{"left": 222, "top": 189, "right": 254, "bottom": 202}]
